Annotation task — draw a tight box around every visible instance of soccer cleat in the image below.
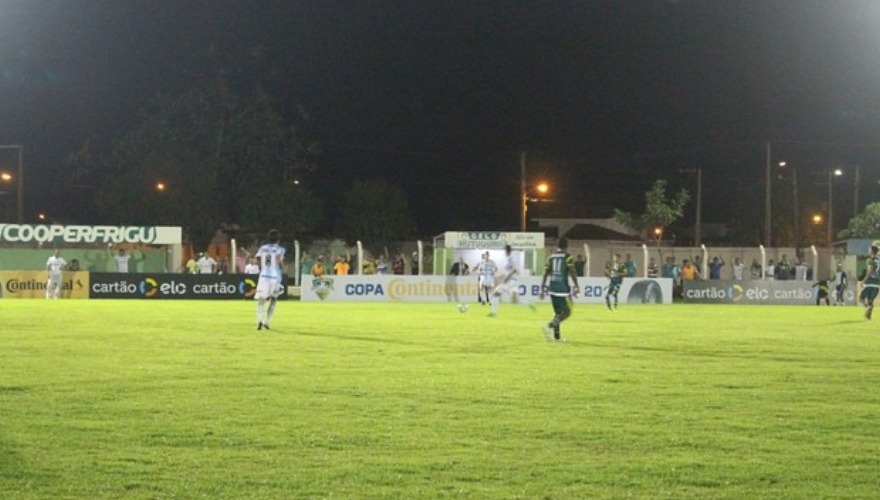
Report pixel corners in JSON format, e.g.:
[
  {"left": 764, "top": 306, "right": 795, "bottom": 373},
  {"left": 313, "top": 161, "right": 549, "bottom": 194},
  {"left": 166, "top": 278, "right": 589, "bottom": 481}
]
[
  {"left": 542, "top": 323, "right": 554, "bottom": 341},
  {"left": 264, "top": 324, "right": 271, "bottom": 330},
  {"left": 257, "top": 322, "right": 263, "bottom": 330},
  {"left": 866, "top": 306, "right": 873, "bottom": 321},
  {"left": 554, "top": 337, "right": 567, "bottom": 343}
]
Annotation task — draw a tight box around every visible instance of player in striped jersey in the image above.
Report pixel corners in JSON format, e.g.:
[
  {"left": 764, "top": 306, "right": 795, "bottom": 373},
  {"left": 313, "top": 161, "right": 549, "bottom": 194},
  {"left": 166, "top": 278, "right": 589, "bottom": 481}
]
[
  {"left": 255, "top": 229, "right": 286, "bottom": 331},
  {"left": 539, "top": 238, "right": 580, "bottom": 341}
]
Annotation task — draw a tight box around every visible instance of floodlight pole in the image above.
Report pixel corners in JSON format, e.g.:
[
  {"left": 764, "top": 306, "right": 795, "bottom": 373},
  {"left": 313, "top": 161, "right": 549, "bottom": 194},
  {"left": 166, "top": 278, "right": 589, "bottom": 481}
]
[
  {"left": 0, "top": 145, "right": 23, "bottom": 223},
  {"left": 520, "top": 152, "right": 527, "bottom": 232}
]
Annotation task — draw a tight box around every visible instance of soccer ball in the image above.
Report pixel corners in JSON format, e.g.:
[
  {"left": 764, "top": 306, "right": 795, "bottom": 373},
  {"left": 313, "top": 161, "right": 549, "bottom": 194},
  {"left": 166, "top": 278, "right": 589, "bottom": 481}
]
[{"left": 457, "top": 303, "right": 469, "bottom": 313}]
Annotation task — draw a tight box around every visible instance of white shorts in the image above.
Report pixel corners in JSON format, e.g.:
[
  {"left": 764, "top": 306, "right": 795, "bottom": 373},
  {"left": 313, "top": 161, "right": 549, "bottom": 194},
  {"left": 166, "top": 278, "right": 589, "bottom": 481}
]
[
  {"left": 497, "top": 274, "right": 519, "bottom": 293},
  {"left": 255, "top": 276, "right": 282, "bottom": 300}
]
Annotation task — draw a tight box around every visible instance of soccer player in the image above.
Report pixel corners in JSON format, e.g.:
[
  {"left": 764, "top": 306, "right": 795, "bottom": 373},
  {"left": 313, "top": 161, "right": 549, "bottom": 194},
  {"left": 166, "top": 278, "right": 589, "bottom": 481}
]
[
  {"left": 255, "top": 229, "right": 286, "bottom": 331},
  {"left": 45, "top": 249, "right": 67, "bottom": 299},
  {"left": 833, "top": 263, "right": 848, "bottom": 306},
  {"left": 859, "top": 241, "right": 880, "bottom": 320},
  {"left": 473, "top": 251, "right": 498, "bottom": 315},
  {"left": 492, "top": 244, "right": 533, "bottom": 313},
  {"left": 539, "top": 238, "right": 580, "bottom": 341},
  {"left": 605, "top": 253, "right": 625, "bottom": 311}
]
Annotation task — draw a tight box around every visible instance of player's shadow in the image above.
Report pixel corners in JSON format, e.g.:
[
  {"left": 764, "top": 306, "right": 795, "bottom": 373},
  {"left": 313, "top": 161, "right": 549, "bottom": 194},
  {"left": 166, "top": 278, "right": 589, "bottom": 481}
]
[{"left": 293, "top": 330, "right": 428, "bottom": 347}]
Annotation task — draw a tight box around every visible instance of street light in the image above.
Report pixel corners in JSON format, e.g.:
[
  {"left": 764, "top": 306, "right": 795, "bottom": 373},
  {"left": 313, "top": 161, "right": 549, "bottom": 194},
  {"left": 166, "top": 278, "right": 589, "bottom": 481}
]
[
  {"left": 0, "top": 145, "right": 23, "bottom": 223},
  {"left": 521, "top": 181, "right": 549, "bottom": 232},
  {"left": 828, "top": 168, "right": 843, "bottom": 246}
]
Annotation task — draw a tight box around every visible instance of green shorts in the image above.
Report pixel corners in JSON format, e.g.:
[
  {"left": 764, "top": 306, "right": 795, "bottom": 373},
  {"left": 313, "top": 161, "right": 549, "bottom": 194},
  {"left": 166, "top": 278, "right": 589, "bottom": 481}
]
[{"left": 550, "top": 294, "right": 572, "bottom": 316}]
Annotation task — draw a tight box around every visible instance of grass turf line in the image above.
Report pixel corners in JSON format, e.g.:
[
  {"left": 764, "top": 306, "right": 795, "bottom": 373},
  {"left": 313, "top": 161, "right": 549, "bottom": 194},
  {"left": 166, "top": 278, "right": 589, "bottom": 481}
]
[{"left": 1, "top": 300, "right": 879, "bottom": 498}]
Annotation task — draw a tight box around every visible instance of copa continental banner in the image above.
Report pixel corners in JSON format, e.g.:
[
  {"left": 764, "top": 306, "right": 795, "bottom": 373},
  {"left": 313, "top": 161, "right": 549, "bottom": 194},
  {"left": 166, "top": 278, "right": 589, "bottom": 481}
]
[{"left": 301, "top": 275, "right": 672, "bottom": 304}]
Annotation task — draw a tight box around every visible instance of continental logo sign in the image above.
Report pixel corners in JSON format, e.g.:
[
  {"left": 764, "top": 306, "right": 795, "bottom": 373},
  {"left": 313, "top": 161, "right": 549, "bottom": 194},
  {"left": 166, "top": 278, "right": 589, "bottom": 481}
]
[
  {"left": 0, "top": 271, "right": 90, "bottom": 299},
  {"left": 89, "top": 273, "right": 272, "bottom": 299}
]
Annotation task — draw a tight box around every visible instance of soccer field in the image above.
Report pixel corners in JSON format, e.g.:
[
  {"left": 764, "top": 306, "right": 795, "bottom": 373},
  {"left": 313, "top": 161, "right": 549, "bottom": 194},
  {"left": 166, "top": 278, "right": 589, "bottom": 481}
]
[{"left": 2, "top": 300, "right": 879, "bottom": 499}]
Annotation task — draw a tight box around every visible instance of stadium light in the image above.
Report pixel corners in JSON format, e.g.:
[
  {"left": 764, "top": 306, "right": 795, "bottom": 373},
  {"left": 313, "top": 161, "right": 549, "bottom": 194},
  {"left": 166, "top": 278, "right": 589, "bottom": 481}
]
[
  {"left": 828, "top": 168, "right": 843, "bottom": 246},
  {"left": 0, "top": 145, "right": 23, "bottom": 223},
  {"left": 155, "top": 181, "right": 167, "bottom": 192}
]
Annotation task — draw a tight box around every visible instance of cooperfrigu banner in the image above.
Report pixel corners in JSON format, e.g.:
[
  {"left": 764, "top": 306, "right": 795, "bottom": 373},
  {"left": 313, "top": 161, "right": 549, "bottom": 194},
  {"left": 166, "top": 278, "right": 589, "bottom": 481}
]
[
  {"left": 300, "top": 275, "right": 673, "bottom": 304},
  {"left": 0, "top": 224, "right": 182, "bottom": 245}
]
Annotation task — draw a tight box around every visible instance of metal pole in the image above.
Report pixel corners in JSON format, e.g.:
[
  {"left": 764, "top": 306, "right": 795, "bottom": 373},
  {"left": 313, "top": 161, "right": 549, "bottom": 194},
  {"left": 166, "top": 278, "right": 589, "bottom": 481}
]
[
  {"left": 16, "top": 145, "right": 23, "bottom": 223},
  {"left": 854, "top": 164, "right": 860, "bottom": 217},
  {"left": 695, "top": 167, "right": 702, "bottom": 247},
  {"left": 792, "top": 165, "right": 799, "bottom": 249},
  {"left": 765, "top": 141, "right": 772, "bottom": 247},
  {"left": 520, "top": 152, "right": 526, "bottom": 232},
  {"left": 827, "top": 170, "right": 833, "bottom": 247}
]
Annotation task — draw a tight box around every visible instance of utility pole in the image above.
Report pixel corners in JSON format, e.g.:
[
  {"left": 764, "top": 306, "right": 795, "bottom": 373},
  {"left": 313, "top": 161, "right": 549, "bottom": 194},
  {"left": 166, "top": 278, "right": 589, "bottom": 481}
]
[
  {"left": 765, "top": 141, "right": 772, "bottom": 247},
  {"left": 519, "top": 152, "right": 527, "bottom": 232}
]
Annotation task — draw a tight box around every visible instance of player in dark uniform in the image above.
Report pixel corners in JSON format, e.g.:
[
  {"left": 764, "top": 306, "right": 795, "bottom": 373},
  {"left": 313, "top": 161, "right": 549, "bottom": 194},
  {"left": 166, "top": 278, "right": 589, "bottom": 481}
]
[
  {"left": 539, "top": 237, "right": 580, "bottom": 342},
  {"left": 605, "top": 253, "right": 626, "bottom": 311},
  {"left": 859, "top": 241, "right": 880, "bottom": 320}
]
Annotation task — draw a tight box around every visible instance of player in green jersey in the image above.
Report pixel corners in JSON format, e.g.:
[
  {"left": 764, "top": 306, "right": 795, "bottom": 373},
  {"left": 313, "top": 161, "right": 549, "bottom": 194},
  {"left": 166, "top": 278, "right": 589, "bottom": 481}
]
[
  {"left": 539, "top": 237, "right": 580, "bottom": 342},
  {"left": 859, "top": 241, "right": 880, "bottom": 320},
  {"left": 605, "top": 253, "right": 626, "bottom": 311}
]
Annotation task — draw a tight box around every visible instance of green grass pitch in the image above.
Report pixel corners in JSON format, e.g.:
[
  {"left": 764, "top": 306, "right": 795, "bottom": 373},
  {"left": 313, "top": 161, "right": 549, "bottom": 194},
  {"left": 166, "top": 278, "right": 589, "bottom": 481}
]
[{"left": 2, "top": 299, "right": 879, "bottom": 498}]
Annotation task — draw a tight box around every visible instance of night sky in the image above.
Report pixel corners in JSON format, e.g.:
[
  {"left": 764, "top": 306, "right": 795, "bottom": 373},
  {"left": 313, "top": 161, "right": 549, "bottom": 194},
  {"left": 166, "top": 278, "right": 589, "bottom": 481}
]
[{"left": 2, "top": 0, "right": 880, "bottom": 237}]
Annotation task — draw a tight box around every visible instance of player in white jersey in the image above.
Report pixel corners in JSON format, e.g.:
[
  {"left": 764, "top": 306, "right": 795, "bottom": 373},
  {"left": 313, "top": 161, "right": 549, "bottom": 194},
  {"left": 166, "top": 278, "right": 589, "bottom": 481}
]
[
  {"left": 473, "top": 251, "right": 499, "bottom": 316},
  {"left": 492, "top": 244, "right": 533, "bottom": 312},
  {"left": 45, "top": 249, "right": 67, "bottom": 299},
  {"left": 255, "top": 229, "right": 286, "bottom": 331}
]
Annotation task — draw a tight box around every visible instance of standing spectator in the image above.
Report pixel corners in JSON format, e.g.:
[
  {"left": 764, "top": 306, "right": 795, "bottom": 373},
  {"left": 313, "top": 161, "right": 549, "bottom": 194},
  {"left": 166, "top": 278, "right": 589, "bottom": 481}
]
[
  {"left": 185, "top": 255, "right": 198, "bottom": 274},
  {"left": 363, "top": 257, "right": 377, "bottom": 275},
  {"left": 574, "top": 255, "right": 586, "bottom": 277},
  {"left": 624, "top": 253, "right": 637, "bottom": 277},
  {"left": 235, "top": 248, "right": 251, "bottom": 274},
  {"left": 750, "top": 258, "right": 763, "bottom": 279},
  {"left": 708, "top": 256, "right": 725, "bottom": 280},
  {"left": 647, "top": 257, "right": 659, "bottom": 278},
  {"left": 110, "top": 246, "right": 132, "bottom": 273},
  {"left": 254, "top": 229, "right": 285, "bottom": 331},
  {"left": 311, "top": 256, "right": 326, "bottom": 277},
  {"left": 539, "top": 237, "right": 580, "bottom": 342},
  {"left": 794, "top": 260, "right": 808, "bottom": 281},
  {"left": 45, "top": 249, "right": 67, "bottom": 300},
  {"left": 833, "top": 263, "right": 848, "bottom": 305},
  {"left": 776, "top": 254, "right": 792, "bottom": 280},
  {"left": 411, "top": 251, "right": 420, "bottom": 275},
  {"left": 244, "top": 257, "right": 260, "bottom": 274},
  {"left": 732, "top": 257, "right": 746, "bottom": 280},
  {"left": 300, "top": 252, "right": 314, "bottom": 279},
  {"left": 449, "top": 256, "right": 469, "bottom": 275},
  {"left": 334, "top": 256, "right": 350, "bottom": 275},
  {"left": 765, "top": 259, "right": 776, "bottom": 280},
  {"left": 392, "top": 253, "right": 405, "bottom": 275},
  {"left": 681, "top": 259, "right": 699, "bottom": 281},
  {"left": 377, "top": 254, "right": 389, "bottom": 274},
  {"left": 196, "top": 252, "right": 217, "bottom": 274}
]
